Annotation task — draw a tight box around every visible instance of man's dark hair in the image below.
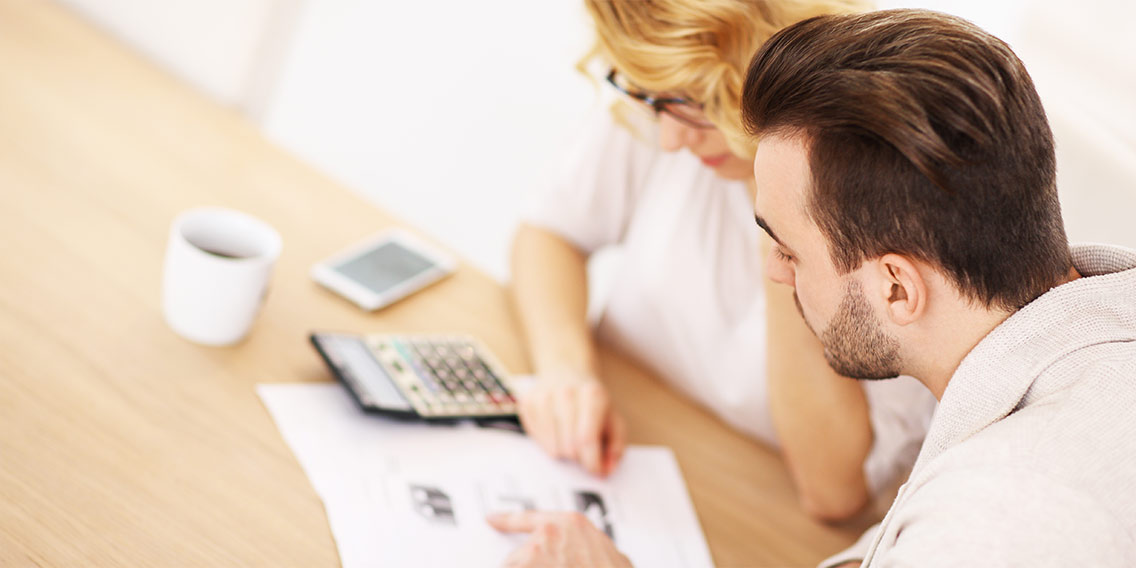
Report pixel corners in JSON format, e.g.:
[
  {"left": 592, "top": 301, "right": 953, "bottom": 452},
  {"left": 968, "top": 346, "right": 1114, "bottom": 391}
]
[{"left": 742, "top": 9, "right": 1072, "bottom": 311}]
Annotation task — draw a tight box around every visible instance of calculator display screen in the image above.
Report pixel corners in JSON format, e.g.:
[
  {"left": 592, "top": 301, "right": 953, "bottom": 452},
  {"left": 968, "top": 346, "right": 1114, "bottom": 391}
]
[
  {"left": 333, "top": 241, "right": 438, "bottom": 295},
  {"left": 324, "top": 335, "right": 413, "bottom": 412}
]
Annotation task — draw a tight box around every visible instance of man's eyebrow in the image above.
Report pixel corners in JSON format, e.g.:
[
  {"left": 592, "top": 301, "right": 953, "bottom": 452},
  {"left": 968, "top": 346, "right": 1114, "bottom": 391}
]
[{"left": 754, "top": 215, "right": 783, "bottom": 246}]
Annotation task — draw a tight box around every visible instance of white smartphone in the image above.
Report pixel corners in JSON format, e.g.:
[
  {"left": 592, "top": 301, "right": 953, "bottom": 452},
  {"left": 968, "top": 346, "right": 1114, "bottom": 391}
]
[{"left": 311, "top": 229, "right": 456, "bottom": 311}]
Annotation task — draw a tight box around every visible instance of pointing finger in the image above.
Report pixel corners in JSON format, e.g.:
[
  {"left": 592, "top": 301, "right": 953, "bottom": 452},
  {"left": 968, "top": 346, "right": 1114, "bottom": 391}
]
[{"left": 487, "top": 511, "right": 554, "bottom": 534}]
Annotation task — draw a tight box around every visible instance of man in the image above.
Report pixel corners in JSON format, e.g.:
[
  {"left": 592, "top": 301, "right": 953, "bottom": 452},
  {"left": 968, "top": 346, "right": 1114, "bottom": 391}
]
[{"left": 489, "top": 9, "right": 1136, "bottom": 567}]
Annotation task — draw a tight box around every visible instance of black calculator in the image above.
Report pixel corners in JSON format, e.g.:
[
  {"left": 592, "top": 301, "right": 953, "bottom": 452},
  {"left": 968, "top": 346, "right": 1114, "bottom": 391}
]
[{"left": 310, "top": 332, "right": 518, "bottom": 421}]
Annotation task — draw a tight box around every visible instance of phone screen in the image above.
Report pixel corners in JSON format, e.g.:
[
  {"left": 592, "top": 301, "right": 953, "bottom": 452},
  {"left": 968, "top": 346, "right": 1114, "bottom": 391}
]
[{"left": 333, "top": 241, "right": 438, "bottom": 295}]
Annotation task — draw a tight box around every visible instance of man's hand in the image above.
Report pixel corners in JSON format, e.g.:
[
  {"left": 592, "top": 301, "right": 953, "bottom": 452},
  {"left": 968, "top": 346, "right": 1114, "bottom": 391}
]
[
  {"left": 488, "top": 511, "right": 632, "bottom": 568},
  {"left": 516, "top": 370, "right": 627, "bottom": 476}
]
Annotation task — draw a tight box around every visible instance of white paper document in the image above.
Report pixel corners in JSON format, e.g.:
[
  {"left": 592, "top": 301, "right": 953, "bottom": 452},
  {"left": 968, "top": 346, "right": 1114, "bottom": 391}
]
[{"left": 257, "top": 382, "right": 714, "bottom": 568}]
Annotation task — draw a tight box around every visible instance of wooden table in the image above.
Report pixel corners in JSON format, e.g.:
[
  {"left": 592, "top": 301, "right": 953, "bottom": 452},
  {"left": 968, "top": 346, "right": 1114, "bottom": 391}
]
[{"left": 0, "top": 2, "right": 877, "bottom": 566}]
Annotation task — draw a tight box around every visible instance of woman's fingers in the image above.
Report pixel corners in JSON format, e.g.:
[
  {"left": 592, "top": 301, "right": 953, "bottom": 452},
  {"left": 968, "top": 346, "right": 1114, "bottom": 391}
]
[
  {"left": 575, "top": 382, "right": 610, "bottom": 475},
  {"left": 518, "top": 375, "right": 622, "bottom": 476},
  {"left": 552, "top": 391, "right": 578, "bottom": 460},
  {"left": 602, "top": 412, "right": 627, "bottom": 476},
  {"left": 518, "top": 388, "right": 558, "bottom": 457}
]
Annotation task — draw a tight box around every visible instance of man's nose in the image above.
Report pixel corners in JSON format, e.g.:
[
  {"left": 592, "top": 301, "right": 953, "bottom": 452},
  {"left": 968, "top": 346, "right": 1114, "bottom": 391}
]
[{"left": 658, "top": 113, "right": 700, "bottom": 152}]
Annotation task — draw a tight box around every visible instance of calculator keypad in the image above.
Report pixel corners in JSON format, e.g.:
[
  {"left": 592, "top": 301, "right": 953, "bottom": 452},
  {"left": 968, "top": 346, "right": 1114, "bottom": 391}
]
[{"left": 368, "top": 335, "right": 516, "bottom": 418}]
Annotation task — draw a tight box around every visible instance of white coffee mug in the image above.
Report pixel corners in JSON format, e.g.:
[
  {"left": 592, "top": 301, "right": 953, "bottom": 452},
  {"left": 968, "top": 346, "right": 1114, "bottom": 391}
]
[{"left": 162, "top": 207, "right": 282, "bottom": 346}]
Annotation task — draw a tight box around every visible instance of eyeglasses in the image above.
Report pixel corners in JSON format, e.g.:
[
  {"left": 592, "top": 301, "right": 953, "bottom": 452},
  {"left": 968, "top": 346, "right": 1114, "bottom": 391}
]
[{"left": 605, "top": 69, "right": 716, "bottom": 129}]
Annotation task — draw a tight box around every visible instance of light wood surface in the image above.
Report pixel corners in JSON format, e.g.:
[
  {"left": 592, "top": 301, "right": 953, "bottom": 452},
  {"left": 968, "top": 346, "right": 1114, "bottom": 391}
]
[{"left": 0, "top": 1, "right": 878, "bottom": 566}]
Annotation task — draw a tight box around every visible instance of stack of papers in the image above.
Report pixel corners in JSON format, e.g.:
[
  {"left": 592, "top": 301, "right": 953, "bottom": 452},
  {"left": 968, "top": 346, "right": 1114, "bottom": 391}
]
[{"left": 258, "top": 383, "right": 714, "bottom": 567}]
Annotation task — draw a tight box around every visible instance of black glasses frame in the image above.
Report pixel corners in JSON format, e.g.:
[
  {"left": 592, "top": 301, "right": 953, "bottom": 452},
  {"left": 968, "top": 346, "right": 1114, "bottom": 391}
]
[{"left": 604, "top": 69, "right": 715, "bottom": 129}]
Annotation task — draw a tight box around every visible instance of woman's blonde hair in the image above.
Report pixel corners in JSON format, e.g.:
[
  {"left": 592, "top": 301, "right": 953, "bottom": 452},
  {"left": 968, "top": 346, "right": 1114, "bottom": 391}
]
[{"left": 583, "top": 0, "right": 869, "bottom": 158}]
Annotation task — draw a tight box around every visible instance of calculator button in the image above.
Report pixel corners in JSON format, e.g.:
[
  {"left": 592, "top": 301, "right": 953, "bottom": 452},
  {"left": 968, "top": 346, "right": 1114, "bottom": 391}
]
[
  {"left": 416, "top": 383, "right": 437, "bottom": 398},
  {"left": 454, "top": 392, "right": 472, "bottom": 404},
  {"left": 418, "top": 375, "right": 441, "bottom": 394}
]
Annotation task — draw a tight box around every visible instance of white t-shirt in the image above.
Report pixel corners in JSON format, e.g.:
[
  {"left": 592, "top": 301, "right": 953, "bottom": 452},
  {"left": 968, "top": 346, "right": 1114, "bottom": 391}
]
[{"left": 522, "top": 110, "right": 937, "bottom": 494}]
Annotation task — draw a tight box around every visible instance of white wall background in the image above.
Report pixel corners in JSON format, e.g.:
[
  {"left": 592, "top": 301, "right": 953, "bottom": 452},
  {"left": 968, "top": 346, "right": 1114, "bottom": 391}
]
[
  {"left": 259, "top": 0, "right": 597, "bottom": 280},
  {"left": 62, "top": 0, "right": 1136, "bottom": 282},
  {"left": 58, "top": 0, "right": 303, "bottom": 116}
]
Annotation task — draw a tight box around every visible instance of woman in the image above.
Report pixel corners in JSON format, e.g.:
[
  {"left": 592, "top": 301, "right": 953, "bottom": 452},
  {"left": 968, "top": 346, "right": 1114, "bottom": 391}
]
[{"left": 511, "top": 0, "right": 936, "bottom": 519}]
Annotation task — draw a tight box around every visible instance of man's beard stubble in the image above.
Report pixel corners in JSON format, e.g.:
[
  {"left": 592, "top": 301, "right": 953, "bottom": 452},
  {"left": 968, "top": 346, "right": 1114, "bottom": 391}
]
[{"left": 794, "top": 281, "right": 901, "bottom": 380}]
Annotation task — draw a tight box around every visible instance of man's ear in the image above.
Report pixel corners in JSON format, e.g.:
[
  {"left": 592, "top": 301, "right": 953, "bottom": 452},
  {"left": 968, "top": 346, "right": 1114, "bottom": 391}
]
[{"left": 875, "top": 253, "right": 926, "bottom": 326}]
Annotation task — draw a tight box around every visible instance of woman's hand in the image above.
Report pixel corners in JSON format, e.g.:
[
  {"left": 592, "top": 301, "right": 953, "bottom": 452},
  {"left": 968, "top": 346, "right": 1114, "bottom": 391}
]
[
  {"left": 517, "top": 369, "right": 626, "bottom": 476},
  {"left": 509, "top": 225, "right": 624, "bottom": 475}
]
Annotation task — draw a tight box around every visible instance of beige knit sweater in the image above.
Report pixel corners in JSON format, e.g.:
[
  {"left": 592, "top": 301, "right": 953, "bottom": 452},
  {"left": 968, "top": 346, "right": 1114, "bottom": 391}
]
[{"left": 823, "top": 244, "right": 1136, "bottom": 568}]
